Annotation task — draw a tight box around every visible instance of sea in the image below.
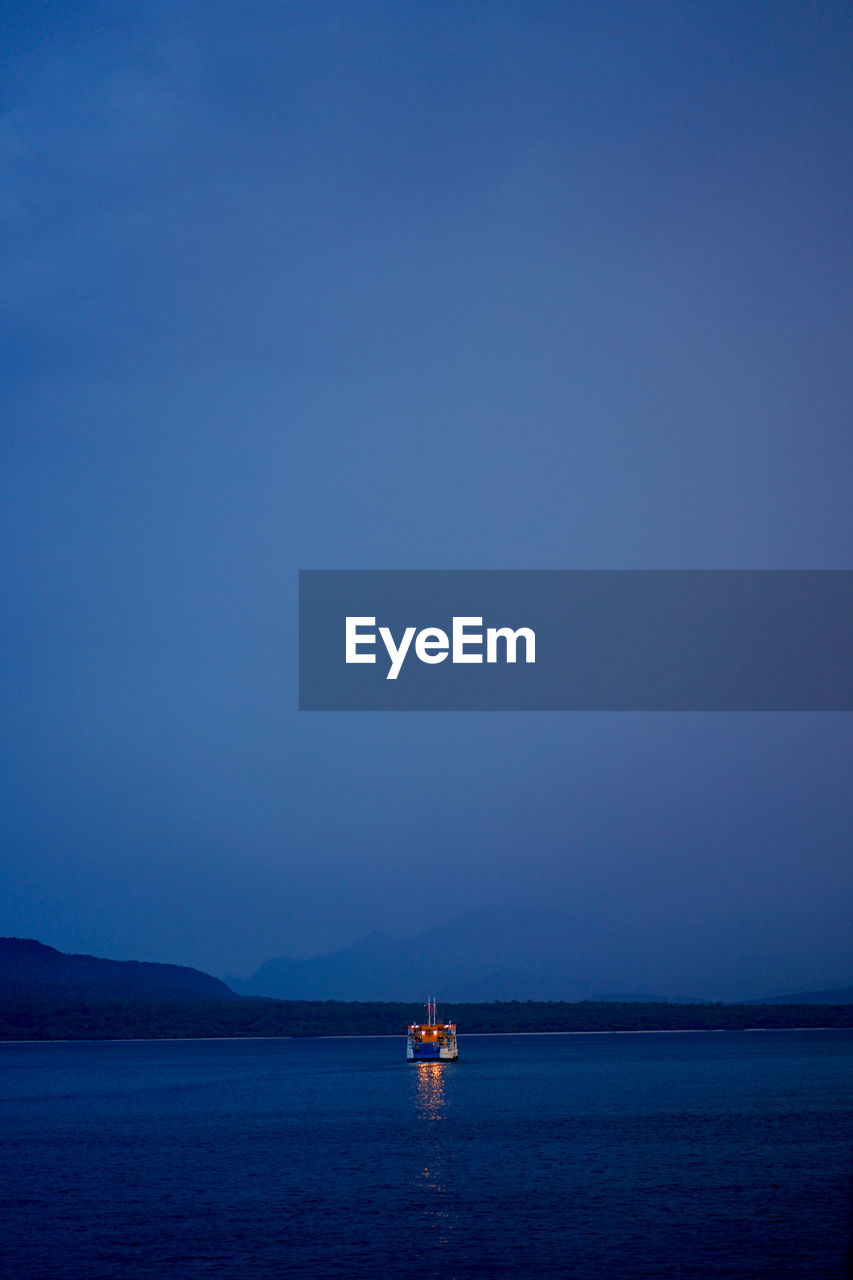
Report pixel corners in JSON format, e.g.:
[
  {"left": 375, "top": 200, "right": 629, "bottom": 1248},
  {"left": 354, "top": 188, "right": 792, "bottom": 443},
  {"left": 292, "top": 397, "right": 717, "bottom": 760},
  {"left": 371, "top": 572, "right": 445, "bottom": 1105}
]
[{"left": 0, "top": 1030, "right": 851, "bottom": 1279}]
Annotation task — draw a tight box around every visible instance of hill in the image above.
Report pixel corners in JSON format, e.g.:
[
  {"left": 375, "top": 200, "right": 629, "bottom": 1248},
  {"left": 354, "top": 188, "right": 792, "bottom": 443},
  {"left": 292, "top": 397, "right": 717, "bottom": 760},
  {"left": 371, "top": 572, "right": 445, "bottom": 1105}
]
[
  {"left": 230, "top": 908, "right": 853, "bottom": 1004},
  {"left": 0, "top": 938, "right": 237, "bottom": 1002},
  {"left": 229, "top": 907, "right": 635, "bottom": 1001},
  {"left": 751, "top": 985, "right": 853, "bottom": 1005}
]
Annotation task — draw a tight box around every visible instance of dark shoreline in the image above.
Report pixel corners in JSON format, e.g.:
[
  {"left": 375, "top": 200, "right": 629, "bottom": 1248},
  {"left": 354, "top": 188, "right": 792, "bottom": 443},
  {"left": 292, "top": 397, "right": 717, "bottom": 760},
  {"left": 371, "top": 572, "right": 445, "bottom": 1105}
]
[{"left": 2, "top": 996, "right": 852, "bottom": 1041}]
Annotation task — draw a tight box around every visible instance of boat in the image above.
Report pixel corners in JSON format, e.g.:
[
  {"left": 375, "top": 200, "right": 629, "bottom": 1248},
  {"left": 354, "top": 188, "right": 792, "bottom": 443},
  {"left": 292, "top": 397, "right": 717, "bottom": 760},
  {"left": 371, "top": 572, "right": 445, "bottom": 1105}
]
[{"left": 406, "top": 997, "right": 458, "bottom": 1061}]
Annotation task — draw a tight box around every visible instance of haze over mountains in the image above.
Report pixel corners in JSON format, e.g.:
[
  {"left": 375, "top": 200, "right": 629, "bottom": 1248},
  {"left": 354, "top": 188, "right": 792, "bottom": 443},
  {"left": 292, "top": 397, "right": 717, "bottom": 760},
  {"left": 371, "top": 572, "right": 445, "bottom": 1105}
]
[
  {"left": 225, "top": 907, "right": 853, "bottom": 1005},
  {"left": 1, "top": 933, "right": 851, "bottom": 1008},
  {"left": 752, "top": 986, "right": 853, "bottom": 1005},
  {"left": 227, "top": 907, "right": 601, "bottom": 1002}
]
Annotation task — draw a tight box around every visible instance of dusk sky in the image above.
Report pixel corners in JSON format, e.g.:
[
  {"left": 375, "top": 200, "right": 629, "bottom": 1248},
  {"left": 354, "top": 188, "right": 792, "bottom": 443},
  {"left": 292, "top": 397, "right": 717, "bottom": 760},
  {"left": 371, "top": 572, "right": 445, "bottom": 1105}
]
[{"left": 2, "top": 1, "right": 852, "bottom": 998}]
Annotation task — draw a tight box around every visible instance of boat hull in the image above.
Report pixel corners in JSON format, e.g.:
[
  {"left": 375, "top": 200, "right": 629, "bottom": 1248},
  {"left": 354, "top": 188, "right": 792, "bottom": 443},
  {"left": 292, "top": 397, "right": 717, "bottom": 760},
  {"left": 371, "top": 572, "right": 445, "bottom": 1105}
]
[{"left": 407, "top": 1042, "right": 457, "bottom": 1061}]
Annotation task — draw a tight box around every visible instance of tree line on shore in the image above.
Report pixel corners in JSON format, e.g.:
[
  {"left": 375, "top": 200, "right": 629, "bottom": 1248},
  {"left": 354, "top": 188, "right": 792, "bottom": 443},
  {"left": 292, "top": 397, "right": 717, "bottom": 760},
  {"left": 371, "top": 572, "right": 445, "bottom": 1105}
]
[{"left": 2, "top": 996, "right": 852, "bottom": 1040}]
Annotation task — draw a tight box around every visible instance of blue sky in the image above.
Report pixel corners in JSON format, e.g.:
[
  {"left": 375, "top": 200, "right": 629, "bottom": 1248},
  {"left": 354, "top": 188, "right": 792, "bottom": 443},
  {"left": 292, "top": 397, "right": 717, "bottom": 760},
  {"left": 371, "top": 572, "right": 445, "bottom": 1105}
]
[{"left": 2, "top": 1, "right": 852, "bottom": 996}]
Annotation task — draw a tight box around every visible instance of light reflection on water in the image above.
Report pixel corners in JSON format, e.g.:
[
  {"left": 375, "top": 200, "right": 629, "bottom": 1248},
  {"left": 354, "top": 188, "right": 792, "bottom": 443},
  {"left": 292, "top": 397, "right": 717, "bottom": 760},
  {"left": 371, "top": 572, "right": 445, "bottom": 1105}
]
[
  {"left": 412, "top": 1062, "right": 454, "bottom": 1261},
  {"left": 415, "top": 1060, "right": 447, "bottom": 1121}
]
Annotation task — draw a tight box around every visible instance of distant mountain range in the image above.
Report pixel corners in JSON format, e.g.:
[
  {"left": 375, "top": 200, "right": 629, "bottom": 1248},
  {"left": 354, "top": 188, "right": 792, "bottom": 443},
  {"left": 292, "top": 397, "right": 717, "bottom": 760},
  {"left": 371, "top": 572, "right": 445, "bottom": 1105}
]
[
  {"left": 227, "top": 907, "right": 600, "bottom": 1002},
  {"left": 0, "top": 938, "right": 236, "bottom": 1002},
  {"left": 225, "top": 908, "right": 853, "bottom": 1005},
  {"left": 748, "top": 986, "right": 853, "bottom": 1005},
  {"left": 2, "top": 933, "right": 851, "bottom": 1008}
]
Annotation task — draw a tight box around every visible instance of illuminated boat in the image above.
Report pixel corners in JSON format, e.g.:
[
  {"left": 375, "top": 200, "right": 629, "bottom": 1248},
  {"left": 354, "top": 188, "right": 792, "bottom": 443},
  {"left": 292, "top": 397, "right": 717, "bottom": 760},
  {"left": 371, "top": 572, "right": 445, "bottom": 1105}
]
[{"left": 406, "top": 998, "right": 458, "bottom": 1061}]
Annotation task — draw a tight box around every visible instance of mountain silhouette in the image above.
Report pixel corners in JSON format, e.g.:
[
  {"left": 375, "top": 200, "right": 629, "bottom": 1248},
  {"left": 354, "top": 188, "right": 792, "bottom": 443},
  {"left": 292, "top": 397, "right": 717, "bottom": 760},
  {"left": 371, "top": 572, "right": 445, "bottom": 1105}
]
[
  {"left": 230, "top": 907, "right": 853, "bottom": 1004},
  {"left": 0, "top": 938, "right": 237, "bottom": 1001},
  {"left": 229, "top": 906, "right": 646, "bottom": 1001},
  {"left": 748, "top": 985, "right": 853, "bottom": 1005}
]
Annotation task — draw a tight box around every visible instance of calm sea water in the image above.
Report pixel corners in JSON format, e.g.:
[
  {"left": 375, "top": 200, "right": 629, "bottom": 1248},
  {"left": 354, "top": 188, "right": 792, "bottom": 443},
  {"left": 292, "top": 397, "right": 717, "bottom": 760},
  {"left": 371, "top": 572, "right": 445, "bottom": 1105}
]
[{"left": 1, "top": 1030, "right": 851, "bottom": 1279}]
